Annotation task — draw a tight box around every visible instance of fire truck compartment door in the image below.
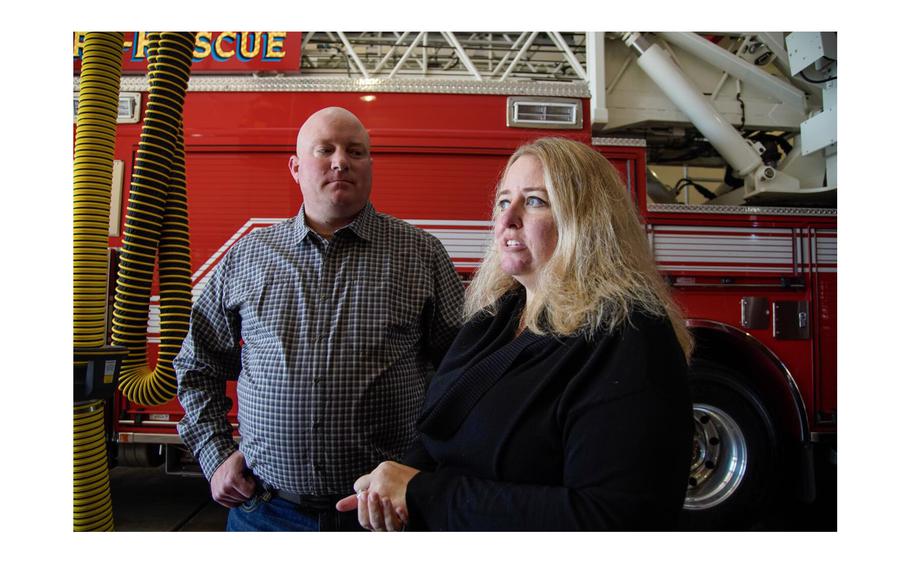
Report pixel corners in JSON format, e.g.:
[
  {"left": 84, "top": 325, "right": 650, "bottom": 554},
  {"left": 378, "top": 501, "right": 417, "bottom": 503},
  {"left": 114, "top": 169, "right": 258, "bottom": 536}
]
[{"left": 772, "top": 300, "right": 810, "bottom": 339}]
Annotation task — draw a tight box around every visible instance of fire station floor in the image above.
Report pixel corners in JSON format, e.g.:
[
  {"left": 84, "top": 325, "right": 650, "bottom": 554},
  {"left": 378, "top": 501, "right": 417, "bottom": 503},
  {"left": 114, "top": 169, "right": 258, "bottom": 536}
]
[
  {"left": 109, "top": 465, "right": 228, "bottom": 531},
  {"left": 109, "top": 449, "right": 837, "bottom": 532}
]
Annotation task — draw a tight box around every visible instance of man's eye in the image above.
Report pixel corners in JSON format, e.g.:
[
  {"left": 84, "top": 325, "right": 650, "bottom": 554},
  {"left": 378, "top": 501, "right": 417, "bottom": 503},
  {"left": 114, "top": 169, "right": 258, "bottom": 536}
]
[
  {"left": 315, "top": 146, "right": 332, "bottom": 155},
  {"left": 527, "top": 196, "right": 547, "bottom": 207}
]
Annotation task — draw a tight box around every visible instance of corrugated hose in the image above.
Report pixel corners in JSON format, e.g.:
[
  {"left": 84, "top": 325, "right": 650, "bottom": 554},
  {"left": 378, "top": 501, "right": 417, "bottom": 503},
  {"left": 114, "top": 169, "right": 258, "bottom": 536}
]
[
  {"left": 73, "top": 31, "right": 125, "bottom": 532},
  {"left": 111, "top": 32, "right": 195, "bottom": 406}
]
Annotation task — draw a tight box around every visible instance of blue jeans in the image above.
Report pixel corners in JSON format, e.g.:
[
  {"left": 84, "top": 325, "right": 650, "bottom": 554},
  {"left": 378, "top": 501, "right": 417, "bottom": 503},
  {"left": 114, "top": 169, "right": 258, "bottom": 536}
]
[{"left": 226, "top": 492, "right": 362, "bottom": 532}]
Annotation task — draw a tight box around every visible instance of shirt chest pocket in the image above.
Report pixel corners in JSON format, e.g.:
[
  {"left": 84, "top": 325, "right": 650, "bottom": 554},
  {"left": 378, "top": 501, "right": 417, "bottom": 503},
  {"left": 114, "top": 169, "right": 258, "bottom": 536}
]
[
  {"left": 348, "top": 278, "right": 427, "bottom": 358},
  {"left": 236, "top": 275, "right": 309, "bottom": 344}
]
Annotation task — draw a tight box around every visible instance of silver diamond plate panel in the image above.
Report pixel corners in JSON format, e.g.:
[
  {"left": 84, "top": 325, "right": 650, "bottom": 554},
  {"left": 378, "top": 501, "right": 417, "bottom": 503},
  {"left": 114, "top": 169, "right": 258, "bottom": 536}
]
[
  {"left": 647, "top": 203, "right": 837, "bottom": 217},
  {"left": 76, "top": 76, "right": 590, "bottom": 98},
  {"left": 592, "top": 137, "right": 647, "bottom": 147}
]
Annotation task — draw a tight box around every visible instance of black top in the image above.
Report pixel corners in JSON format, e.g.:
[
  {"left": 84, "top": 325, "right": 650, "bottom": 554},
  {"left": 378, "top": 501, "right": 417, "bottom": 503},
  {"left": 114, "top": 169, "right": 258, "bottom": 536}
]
[{"left": 403, "top": 291, "right": 693, "bottom": 530}]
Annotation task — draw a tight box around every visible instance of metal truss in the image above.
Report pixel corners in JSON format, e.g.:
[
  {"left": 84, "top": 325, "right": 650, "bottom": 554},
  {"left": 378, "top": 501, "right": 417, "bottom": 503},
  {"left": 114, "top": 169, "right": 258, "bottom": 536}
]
[{"left": 299, "top": 32, "right": 587, "bottom": 82}]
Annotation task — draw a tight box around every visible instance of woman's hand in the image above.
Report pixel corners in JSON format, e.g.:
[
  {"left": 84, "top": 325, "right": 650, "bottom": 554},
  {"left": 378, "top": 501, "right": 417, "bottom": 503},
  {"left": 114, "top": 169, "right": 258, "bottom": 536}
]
[{"left": 335, "top": 461, "right": 420, "bottom": 531}]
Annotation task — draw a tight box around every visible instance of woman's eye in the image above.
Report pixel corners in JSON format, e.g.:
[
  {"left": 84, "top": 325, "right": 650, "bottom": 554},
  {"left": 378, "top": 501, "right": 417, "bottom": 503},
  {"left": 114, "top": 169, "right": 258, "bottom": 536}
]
[
  {"left": 497, "top": 199, "right": 511, "bottom": 210},
  {"left": 527, "top": 196, "right": 547, "bottom": 207}
]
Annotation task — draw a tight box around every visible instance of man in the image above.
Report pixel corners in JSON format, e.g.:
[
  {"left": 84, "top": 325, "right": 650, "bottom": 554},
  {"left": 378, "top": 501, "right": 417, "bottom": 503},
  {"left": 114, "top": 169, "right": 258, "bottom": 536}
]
[{"left": 175, "top": 107, "right": 464, "bottom": 531}]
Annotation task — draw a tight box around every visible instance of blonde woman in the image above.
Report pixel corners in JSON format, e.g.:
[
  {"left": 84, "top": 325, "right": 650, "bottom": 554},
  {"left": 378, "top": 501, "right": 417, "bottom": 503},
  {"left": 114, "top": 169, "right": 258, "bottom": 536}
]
[{"left": 337, "top": 137, "right": 694, "bottom": 531}]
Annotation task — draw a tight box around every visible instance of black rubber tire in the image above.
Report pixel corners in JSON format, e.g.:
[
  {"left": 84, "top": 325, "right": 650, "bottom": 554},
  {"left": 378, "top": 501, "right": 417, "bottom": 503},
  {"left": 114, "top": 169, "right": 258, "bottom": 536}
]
[
  {"left": 680, "top": 361, "right": 780, "bottom": 530},
  {"left": 117, "top": 443, "right": 164, "bottom": 468}
]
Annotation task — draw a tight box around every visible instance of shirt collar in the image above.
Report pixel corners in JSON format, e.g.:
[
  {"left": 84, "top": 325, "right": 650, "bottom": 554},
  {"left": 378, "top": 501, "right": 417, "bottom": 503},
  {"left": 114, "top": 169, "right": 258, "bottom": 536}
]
[{"left": 292, "top": 202, "right": 380, "bottom": 245}]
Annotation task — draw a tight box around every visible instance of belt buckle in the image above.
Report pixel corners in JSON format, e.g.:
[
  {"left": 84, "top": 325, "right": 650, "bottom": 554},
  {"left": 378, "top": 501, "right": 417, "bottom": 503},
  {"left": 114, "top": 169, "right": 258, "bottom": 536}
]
[{"left": 256, "top": 481, "right": 274, "bottom": 503}]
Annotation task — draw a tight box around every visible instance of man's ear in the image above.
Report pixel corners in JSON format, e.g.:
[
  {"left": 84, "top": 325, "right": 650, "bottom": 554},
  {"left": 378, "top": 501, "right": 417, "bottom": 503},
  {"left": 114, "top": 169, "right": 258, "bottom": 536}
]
[{"left": 288, "top": 155, "right": 299, "bottom": 182}]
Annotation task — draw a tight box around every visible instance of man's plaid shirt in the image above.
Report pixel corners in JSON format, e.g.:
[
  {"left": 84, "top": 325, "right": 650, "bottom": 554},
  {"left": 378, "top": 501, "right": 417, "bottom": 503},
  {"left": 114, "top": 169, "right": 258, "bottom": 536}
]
[{"left": 175, "top": 203, "right": 464, "bottom": 495}]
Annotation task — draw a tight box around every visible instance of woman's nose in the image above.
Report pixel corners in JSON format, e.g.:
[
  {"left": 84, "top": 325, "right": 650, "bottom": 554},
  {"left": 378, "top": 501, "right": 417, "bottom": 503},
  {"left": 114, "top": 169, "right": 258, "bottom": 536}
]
[{"left": 499, "top": 203, "right": 522, "bottom": 228}]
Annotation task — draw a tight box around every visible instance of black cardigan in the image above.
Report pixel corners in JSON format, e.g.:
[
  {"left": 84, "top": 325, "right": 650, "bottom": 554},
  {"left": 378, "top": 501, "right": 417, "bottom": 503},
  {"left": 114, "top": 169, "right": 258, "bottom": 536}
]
[{"left": 402, "top": 291, "right": 693, "bottom": 530}]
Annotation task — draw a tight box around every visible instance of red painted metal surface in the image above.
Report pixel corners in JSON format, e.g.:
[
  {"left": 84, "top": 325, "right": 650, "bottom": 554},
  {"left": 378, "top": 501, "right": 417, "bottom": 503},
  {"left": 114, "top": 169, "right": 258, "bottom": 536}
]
[{"left": 103, "top": 88, "right": 836, "bottom": 445}]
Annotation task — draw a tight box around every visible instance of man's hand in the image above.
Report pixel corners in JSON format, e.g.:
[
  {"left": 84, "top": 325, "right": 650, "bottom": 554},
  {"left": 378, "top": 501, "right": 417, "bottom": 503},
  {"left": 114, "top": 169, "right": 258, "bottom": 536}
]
[
  {"left": 210, "top": 450, "right": 255, "bottom": 508},
  {"left": 336, "top": 461, "right": 419, "bottom": 531}
]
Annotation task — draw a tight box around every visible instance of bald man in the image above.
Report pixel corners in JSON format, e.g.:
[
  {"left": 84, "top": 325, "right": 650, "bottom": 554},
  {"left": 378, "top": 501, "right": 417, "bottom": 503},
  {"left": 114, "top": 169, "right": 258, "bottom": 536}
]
[{"left": 175, "top": 107, "right": 464, "bottom": 531}]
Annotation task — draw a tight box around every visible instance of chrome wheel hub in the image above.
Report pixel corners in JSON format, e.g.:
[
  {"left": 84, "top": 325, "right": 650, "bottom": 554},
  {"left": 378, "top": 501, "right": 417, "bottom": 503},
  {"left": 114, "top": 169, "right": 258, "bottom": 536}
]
[{"left": 685, "top": 403, "right": 748, "bottom": 510}]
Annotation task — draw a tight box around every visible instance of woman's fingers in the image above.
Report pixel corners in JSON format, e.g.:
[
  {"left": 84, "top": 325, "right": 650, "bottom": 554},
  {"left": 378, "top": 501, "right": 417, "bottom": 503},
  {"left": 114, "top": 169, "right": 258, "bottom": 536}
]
[
  {"left": 383, "top": 497, "right": 403, "bottom": 531},
  {"left": 357, "top": 490, "right": 371, "bottom": 530},
  {"left": 335, "top": 494, "right": 358, "bottom": 512},
  {"left": 353, "top": 474, "right": 371, "bottom": 494},
  {"left": 368, "top": 492, "right": 385, "bottom": 531}
]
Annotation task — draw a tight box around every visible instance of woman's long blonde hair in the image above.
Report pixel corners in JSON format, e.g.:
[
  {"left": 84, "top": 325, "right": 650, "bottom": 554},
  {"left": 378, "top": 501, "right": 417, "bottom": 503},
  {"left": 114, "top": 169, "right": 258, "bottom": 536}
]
[{"left": 464, "top": 137, "right": 693, "bottom": 359}]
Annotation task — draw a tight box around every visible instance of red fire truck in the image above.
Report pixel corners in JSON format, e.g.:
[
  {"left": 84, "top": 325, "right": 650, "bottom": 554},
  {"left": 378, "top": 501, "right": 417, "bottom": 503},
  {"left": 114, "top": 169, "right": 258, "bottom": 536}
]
[{"left": 77, "top": 31, "right": 836, "bottom": 529}]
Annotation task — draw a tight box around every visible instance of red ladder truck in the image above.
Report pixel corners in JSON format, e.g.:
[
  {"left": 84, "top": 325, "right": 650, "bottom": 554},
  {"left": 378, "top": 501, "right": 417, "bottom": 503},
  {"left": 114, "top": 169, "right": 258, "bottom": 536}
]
[{"left": 75, "top": 31, "right": 836, "bottom": 529}]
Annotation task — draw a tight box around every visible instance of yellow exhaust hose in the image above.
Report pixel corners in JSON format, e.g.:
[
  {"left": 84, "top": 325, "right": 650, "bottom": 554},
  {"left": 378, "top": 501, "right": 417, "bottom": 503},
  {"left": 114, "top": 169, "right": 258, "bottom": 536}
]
[
  {"left": 74, "top": 401, "right": 114, "bottom": 531},
  {"left": 73, "top": 32, "right": 124, "bottom": 531},
  {"left": 74, "top": 31, "right": 123, "bottom": 348},
  {"left": 112, "top": 32, "right": 195, "bottom": 406}
]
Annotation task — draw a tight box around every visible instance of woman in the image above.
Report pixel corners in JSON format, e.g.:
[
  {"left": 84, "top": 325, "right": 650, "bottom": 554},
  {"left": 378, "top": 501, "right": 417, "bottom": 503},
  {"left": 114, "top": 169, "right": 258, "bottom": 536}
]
[{"left": 337, "top": 137, "right": 694, "bottom": 530}]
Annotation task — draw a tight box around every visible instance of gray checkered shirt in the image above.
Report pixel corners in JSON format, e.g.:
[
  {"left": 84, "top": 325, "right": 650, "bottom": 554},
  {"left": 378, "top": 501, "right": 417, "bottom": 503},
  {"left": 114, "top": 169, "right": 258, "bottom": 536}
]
[{"left": 175, "top": 202, "right": 464, "bottom": 495}]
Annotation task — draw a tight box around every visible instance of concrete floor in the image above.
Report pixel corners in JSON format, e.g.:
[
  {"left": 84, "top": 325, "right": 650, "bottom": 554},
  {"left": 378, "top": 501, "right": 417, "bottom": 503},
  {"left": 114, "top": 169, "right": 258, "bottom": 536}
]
[
  {"left": 110, "top": 466, "right": 227, "bottom": 531},
  {"left": 108, "top": 454, "right": 835, "bottom": 531}
]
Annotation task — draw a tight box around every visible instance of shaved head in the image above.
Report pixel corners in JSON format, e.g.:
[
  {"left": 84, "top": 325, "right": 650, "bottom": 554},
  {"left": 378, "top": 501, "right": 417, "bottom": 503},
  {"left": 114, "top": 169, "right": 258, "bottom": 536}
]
[
  {"left": 289, "top": 107, "right": 373, "bottom": 236},
  {"left": 296, "top": 107, "right": 370, "bottom": 155}
]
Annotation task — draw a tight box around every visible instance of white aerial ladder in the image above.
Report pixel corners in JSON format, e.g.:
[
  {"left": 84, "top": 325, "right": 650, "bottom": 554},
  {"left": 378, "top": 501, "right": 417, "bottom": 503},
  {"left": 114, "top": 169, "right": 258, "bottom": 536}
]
[
  {"left": 297, "top": 31, "right": 836, "bottom": 207},
  {"left": 601, "top": 32, "right": 836, "bottom": 205}
]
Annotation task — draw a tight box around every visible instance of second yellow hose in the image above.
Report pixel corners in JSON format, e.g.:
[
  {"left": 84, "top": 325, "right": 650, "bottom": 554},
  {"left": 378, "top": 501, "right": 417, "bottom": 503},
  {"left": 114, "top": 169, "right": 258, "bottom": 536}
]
[{"left": 112, "top": 32, "right": 195, "bottom": 406}]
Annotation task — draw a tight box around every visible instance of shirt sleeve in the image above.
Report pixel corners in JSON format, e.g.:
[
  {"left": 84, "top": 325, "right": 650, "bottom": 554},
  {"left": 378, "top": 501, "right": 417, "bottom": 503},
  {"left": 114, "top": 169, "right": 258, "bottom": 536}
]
[
  {"left": 175, "top": 250, "right": 243, "bottom": 481},
  {"left": 404, "top": 314, "right": 693, "bottom": 530},
  {"left": 422, "top": 237, "right": 465, "bottom": 368}
]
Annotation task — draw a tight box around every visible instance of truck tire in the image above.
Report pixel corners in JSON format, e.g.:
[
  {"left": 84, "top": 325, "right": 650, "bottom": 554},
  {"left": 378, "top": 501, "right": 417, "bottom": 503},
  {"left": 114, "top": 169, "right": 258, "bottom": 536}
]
[
  {"left": 680, "top": 361, "right": 780, "bottom": 530},
  {"left": 117, "top": 443, "right": 164, "bottom": 468}
]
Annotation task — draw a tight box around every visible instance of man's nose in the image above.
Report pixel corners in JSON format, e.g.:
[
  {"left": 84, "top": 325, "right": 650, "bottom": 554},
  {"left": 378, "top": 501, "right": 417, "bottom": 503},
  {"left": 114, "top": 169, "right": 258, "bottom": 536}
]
[{"left": 331, "top": 152, "right": 349, "bottom": 171}]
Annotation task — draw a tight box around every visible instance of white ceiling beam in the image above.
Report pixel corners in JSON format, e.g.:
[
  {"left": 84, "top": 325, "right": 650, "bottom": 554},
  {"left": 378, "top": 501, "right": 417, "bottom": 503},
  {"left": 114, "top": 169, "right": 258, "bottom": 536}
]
[
  {"left": 440, "top": 31, "right": 483, "bottom": 80},
  {"left": 336, "top": 31, "right": 370, "bottom": 78},
  {"left": 500, "top": 31, "right": 539, "bottom": 80},
  {"left": 491, "top": 32, "right": 528, "bottom": 76},
  {"left": 389, "top": 32, "right": 426, "bottom": 78},
  {"left": 548, "top": 32, "right": 587, "bottom": 80},
  {"left": 372, "top": 31, "right": 414, "bottom": 73}
]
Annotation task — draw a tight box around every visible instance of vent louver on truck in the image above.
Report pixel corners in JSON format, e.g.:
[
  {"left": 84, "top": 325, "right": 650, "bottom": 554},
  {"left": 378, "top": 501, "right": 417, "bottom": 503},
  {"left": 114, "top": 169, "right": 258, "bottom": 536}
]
[
  {"left": 506, "top": 96, "right": 583, "bottom": 129},
  {"left": 73, "top": 92, "right": 141, "bottom": 124}
]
